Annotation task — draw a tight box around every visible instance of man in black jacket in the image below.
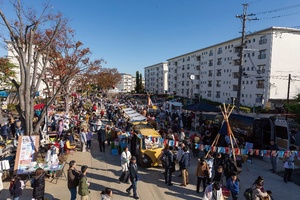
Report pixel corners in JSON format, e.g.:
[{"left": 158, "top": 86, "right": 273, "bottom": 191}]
[
  {"left": 164, "top": 146, "right": 174, "bottom": 186},
  {"left": 126, "top": 156, "right": 139, "bottom": 199}
]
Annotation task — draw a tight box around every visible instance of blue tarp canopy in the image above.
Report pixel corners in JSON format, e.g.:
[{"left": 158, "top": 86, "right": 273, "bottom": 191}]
[
  {"left": 0, "top": 90, "right": 9, "bottom": 98},
  {"left": 182, "top": 102, "right": 220, "bottom": 112}
]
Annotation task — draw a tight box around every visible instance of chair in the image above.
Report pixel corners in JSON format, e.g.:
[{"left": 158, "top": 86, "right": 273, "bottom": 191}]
[{"left": 65, "top": 140, "right": 76, "bottom": 155}]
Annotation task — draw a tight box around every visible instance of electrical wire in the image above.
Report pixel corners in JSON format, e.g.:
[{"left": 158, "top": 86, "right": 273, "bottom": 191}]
[
  {"left": 255, "top": 3, "right": 300, "bottom": 15},
  {"left": 258, "top": 11, "right": 300, "bottom": 20}
]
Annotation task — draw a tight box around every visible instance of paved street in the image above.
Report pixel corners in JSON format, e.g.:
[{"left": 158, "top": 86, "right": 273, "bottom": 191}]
[{"left": 2, "top": 132, "right": 300, "bottom": 200}]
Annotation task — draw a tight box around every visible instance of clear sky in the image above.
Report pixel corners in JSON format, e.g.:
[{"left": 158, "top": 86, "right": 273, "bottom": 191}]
[{"left": 0, "top": 0, "right": 300, "bottom": 76}]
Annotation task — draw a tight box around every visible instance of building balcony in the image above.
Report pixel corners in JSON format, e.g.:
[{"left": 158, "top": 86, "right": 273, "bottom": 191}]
[
  {"left": 259, "top": 39, "right": 267, "bottom": 45},
  {"left": 258, "top": 54, "right": 266, "bottom": 59}
]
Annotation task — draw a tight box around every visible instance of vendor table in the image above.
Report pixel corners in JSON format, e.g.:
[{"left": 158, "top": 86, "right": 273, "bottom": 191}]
[{"left": 17, "top": 162, "right": 66, "bottom": 184}]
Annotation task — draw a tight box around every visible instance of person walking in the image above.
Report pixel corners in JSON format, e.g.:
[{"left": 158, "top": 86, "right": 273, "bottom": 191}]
[
  {"left": 283, "top": 146, "right": 297, "bottom": 183},
  {"left": 163, "top": 145, "right": 174, "bottom": 186},
  {"left": 269, "top": 140, "right": 279, "bottom": 173},
  {"left": 86, "top": 131, "right": 93, "bottom": 151},
  {"left": 78, "top": 165, "right": 90, "bottom": 200},
  {"left": 118, "top": 146, "right": 131, "bottom": 183},
  {"left": 196, "top": 157, "right": 210, "bottom": 193},
  {"left": 11, "top": 176, "right": 23, "bottom": 200},
  {"left": 226, "top": 172, "right": 239, "bottom": 200},
  {"left": 68, "top": 160, "right": 80, "bottom": 200},
  {"left": 97, "top": 126, "right": 106, "bottom": 152},
  {"left": 203, "top": 181, "right": 224, "bottom": 200},
  {"left": 179, "top": 146, "right": 190, "bottom": 187},
  {"left": 126, "top": 156, "right": 140, "bottom": 199},
  {"left": 79, "top": 128, "right": 87, "bottom": 152},
  {"left": 32, "top": 168, "right": 45, "bottom": 200}
]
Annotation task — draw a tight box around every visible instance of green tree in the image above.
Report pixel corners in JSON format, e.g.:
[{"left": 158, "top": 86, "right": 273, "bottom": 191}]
[
  {"left": 139, "top": 73, "right": 144, "bottom": 93},
  {"left": 135, "top": 71, "right": 140, "bottom": 93},
  {"left": 286, "top": 93, "right": 300, "bottom": 123}
]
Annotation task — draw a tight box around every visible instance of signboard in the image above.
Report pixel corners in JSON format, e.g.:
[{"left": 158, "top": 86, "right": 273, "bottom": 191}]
[{"left": 14, "top": 135, "right": 39, "bottom": 174}]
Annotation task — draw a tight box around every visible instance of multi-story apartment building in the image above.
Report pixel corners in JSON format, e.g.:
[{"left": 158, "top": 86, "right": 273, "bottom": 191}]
[
  {"left": 116, "top": 73, "right": 135, "bottom": 92},
  {"left": 146, "top": 27, "right": 300, "bottom": 108},
  {"left": 144, "top": 62, "right": 168, "bottom": 94}
]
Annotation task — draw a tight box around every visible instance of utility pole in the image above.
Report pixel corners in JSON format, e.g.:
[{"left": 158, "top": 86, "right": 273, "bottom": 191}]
[
  {"left": 286, "top": 74, "right": 291, "bottom": 120},
  {"left": 236, "top": 4, "right": 257, "bottom": 113}
]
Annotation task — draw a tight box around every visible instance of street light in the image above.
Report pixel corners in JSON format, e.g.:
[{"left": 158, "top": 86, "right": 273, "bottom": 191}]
[{"left": 189, "top": 74, "right": 195, "bottom": 104}]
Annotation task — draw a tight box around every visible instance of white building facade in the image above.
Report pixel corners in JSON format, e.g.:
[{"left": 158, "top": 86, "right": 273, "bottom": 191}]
[
  {"left": 116, "top": 73, "right": 135, "bottom": 92},
  {"left": 146, "top": 27, "right": 300, "bottom": 107},
  {"left": 144, "top": 62, "right": 168, "bottom": 94}
]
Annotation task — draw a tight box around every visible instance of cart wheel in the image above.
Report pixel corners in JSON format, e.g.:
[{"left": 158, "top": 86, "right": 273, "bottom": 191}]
[{"left": 139, "top": 154, "right": 152, "bottom": 168}]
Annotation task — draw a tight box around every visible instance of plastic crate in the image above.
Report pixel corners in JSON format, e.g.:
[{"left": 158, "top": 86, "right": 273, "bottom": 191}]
[{"left": 111, "top": 148, "right": 118, "bottom": 156}]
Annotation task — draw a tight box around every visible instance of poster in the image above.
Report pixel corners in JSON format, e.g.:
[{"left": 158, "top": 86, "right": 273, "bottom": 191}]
[{"left": 14, "top": 135, "right": 39, "bottom": 174}]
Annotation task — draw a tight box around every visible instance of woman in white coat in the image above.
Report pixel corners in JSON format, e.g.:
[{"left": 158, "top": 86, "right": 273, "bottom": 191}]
[
  {"left": 118, "top": 146, "right": 131, "bottom": 183},
  {"left": 203, "top": 181, "right": 224, "bottom": 200}
]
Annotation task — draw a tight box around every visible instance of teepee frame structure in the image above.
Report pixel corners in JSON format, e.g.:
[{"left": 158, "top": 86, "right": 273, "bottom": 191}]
[{"left": 205, "top": 103, "right": 239, "bottom": 166}]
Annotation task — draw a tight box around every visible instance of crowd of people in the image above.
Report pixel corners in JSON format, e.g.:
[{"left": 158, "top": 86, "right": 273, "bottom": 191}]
[{"left": 0, "top": 94, "right": 298, "bottom": 200}]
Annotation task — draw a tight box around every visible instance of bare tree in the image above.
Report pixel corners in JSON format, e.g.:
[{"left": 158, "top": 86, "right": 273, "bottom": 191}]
[{"left": 0, "top": 0, "right": 63, "bottom": 135}]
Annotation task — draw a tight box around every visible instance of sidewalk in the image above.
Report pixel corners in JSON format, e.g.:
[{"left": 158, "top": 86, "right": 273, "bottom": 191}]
[{"left": 2, "top": 135, "right": 300, "bottom": 200}]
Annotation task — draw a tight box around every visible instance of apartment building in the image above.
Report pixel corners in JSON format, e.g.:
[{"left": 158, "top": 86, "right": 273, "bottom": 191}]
[
  {"left": 116, "top": 73, "right": 135, "bottom": 92},
  {"left": 144, "top": 62, "right": 168, "bottom": 94},
  {"left": 146, "top": 27, "right": 300, "bottom": 107}
]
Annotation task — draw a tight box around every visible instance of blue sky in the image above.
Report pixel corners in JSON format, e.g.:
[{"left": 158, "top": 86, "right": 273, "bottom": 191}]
[{"left": 0, "top": 0, "right": 300, "bottom": 76}]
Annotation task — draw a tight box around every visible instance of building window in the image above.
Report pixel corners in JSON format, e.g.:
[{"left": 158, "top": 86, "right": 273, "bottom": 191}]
[
  {"left": 216, "top": 80, "right": 221, "bottom": 87},
  {"left": 196, "top": 56, "right": 201, "bottom": 61},
  {"left": 209, "top": 60, "right": 213, "bottom": 66},
  {"left": 216, "top": 91, "right": 220, "bottom": 98},
  {"left": 217, "top": 58, "right": 222, "bottom": 65},
  {"left": 216, "top": 69, "right": 221, "bottom": 76},
  {"left": 258, "top": 50, "right": 266, "bottom": 59},
  {"left": 259, "top": 35, "right": 267, "bottom": 44},
  {"left": 208, "top": 81, "right": 212, "bottom": 87},
  {"left": 234, "top": 59, "right": 241, "bottom": 66},
  {"left": 209, "top": 50, "right": 213, "bottom": 56},
  {"left": 182, "top": 65, "right": 185, "bottom": 70},
  {"left": 207, "top": 91, "right": 212, "bottom": 97},
  {"left": 208, "top": 70, "right": 213, "bottom": 77},
  {"left": 256, "top": 80, "right": 264, "bottom": 88},
  {"left": 217, "top": 47, "right": 222, "bottom": 54},
  {"left": 257, "top": 65, "right": 266, "bottom": 74},
  {"left": 182, "top": 81, "right": 184, "bottom": 86}
]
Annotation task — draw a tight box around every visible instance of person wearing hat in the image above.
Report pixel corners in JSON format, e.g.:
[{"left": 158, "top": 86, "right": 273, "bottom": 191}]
[
  {"left": 79, "top": 165, "right": 90, "bottom": 200},
  {"left": 126, "top": 156, "right": 140, "bottom": 199},
  {"left": 252, "top": 182, "right": 269, "bottom": 200}
]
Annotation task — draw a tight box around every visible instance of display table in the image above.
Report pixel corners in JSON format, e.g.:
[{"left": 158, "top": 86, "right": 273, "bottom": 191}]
[{"left": 17, "top": 162, "right": 66, "bottom": 183}]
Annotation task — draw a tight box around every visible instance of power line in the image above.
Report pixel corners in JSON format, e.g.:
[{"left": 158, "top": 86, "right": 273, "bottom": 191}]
[
  {"left": 255, "top": 3, "right": 300, "bottom": 15},
  {"left": 258, "top": 11, "right": 300, "bottom": 20}
]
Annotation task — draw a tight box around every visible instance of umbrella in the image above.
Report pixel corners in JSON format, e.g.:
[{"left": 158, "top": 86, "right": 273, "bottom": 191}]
[
  {"left": 182, "top": 102, "right": 220, "bottom": 112},
  {"left": 34, "top": 103, "right": 45, "bottom": 110}
]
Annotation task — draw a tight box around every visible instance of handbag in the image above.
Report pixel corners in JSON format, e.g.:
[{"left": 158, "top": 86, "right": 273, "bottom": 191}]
[{"left": 119, "top": 171, "right": 130, "bottom": 183}]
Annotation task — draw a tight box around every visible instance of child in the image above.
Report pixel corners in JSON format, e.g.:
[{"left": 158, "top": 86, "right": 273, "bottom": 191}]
[
  {"left": 59, "top": 137, "right": 65, "bottom": 156},
  {"left": 226, "top": 172, "right": 239, "bottom": 200}
]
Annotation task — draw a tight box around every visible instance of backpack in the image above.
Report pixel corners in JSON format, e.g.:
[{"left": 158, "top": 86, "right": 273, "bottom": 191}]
[
  {"left": 244, "top": 187, "right": 253, "bottom": 200},
  {"left": 160, "top": 153, "right": 167, "bottom": 165}
]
